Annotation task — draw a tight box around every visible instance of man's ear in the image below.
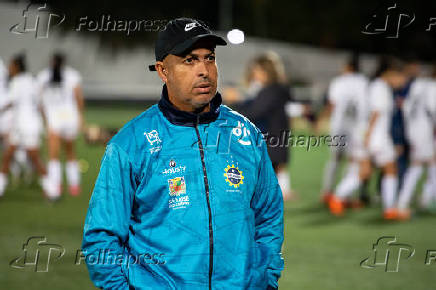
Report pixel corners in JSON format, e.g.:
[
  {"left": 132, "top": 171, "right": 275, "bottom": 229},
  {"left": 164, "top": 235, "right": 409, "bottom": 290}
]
[{"left": 155, "top": 61, "right": 168, "bottom": 83}]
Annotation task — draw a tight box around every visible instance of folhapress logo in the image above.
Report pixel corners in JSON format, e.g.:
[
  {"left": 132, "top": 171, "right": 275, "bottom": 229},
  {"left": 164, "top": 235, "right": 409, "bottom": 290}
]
[
  {"left": 360, "top": 236, "right": 415, "bottom": 272},
  {"left": 9, "top": 236, "right": 65, "bottom": 272},
  {"left": 9, "top": 3, "right": 65, "bottom": 39},
  {"left": 362, "top": 3, "right": 436, "bottom": 38}
]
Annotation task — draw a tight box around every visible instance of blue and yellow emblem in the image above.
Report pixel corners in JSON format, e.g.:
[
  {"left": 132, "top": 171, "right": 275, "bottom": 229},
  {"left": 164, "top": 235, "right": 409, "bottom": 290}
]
[{"left": 224, "top": 164, "right": 244, "bottom": 188}]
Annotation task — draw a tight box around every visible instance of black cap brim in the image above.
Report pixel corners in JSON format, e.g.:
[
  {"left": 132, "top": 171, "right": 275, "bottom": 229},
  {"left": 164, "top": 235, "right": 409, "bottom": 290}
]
[{"left": 148, "top": 34, "right": 227, "bottom": 71}]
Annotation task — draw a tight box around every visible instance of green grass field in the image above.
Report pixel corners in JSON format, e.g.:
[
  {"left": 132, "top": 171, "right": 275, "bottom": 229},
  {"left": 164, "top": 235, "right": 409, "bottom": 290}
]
[{"left": 0, "top": 105, "right": 435, "bottom": 290}]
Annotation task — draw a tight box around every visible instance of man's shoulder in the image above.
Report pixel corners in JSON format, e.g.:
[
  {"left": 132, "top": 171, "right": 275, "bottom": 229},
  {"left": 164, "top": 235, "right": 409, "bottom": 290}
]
[
  {"left": 219, "top": 105, "right": 266, "bottom": 151},
  {"left": 219, "top": 105, "right": 262, "bottom": 134},
  {"left": 219, "top": 105, "right": 268, "bottom": 163}
]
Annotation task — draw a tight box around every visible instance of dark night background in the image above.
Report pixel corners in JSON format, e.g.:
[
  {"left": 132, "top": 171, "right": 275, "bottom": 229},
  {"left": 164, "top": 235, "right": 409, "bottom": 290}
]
[{"left": 4, "top": 0, "right": 435, "bottom": 60}]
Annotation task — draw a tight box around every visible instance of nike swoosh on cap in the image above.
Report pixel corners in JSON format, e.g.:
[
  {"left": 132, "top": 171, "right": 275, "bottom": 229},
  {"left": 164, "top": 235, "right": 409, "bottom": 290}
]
[{"left": 185, "top": 23, "right": 198, "bottom": 31}]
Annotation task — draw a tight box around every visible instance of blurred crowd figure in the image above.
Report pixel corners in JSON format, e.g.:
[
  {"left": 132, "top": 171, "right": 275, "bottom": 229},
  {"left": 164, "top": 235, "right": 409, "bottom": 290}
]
[
  {"left": 320, "top": 55, "right": 436, "bottom": 221},
  {"left": 0, "top": 53, "right": 84, "bottom": 201},
  {"left": 37, "top": 53, "right": 84, "bottom": 199},
  {"left": 223, "top": 51, "right": 312, "bottom": 201},
  {"left": 318, "top": 55, "right": 371, "bottom": 207},
  {"left": 222, "top": 50, "right": 436, "bottom": 221}
]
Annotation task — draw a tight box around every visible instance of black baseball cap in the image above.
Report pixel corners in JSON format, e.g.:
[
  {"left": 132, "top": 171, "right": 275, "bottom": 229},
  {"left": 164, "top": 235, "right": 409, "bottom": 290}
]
[{"left": 148, "top": 18, "right": 227, "bottom": 71}]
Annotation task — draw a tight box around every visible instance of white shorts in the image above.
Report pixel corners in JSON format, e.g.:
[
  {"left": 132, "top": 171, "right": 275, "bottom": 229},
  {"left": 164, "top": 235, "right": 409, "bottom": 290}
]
[
  {"left": 347, "top": 129, "right": 369, "bottom": 161},
  {"left": 8, "top": 113, "right": 42, "bottom": 149},
  {"left": 368, "top": 134, "right": 396, "bottom": 166},
  {"left": 47, "top": 108, "right": 80, "bottom": 140},
  {"left": 0, "top": 111, "right": 13, "bottom": 135},
  {"left": 409, "top": 137, "right": 434, "bottom": 162},
  {"left": 8, "top": 130, "right": 40, "bottom": 149},
  {"left": 335, "top": 127, "right": 368, "bottom": 161},
  {"left": 330, "top": 129, "right": 349, "bottom": 156},
  {"left": 406, "top": 123, "right": 435, "bottom": 162}
]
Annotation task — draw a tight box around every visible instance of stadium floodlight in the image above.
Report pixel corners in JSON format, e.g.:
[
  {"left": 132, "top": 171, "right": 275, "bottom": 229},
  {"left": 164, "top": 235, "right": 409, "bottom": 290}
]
[{"left": 226, "top": 29, "right": 244, "bottom": 44}]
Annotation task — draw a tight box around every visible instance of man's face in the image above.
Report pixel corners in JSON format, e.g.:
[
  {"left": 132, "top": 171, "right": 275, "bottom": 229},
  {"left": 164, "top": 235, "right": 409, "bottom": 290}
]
[{"left": 156, "top": 44, "right": 218, "bottom": 112}]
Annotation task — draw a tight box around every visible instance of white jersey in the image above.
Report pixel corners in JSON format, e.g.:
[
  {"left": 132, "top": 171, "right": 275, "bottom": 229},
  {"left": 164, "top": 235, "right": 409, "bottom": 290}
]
[
  {"left": 328, "top": 72, "right": 369, "bottom": 135},
  {"left": 37, "top": 66, "right": 81, "bottom": 137},
  {"left": 6, "top": 73, "right": 42, "bottom": 148},
  {"left": 368, "top": 78, "right": 394, "bottom": 144},
  {"left": 37, "top": 66, "right": 81, "bottom": 114},
  {"left": 403, "top": 78, "right": 436, "bottom": 161},
  {"left": 428, "top": 80, "right": 436, "bottom": 150},
  {"left": 0, "top": 58, "right": 11, "bottom": 135},
  {"left": 403, "top": 78, "right": 434, "bottom": 139},
  {"left": 0, "top": 58, "right": 7, "bottom": 107},
  {"left": 8, "top": 73, "right": 41, "bottom": 130},
  {"left": 427, "top": 80, "right": 436, "bottom": 126},
  {"left": 367, "top": 78, "right": 396, "bottom": 165}
]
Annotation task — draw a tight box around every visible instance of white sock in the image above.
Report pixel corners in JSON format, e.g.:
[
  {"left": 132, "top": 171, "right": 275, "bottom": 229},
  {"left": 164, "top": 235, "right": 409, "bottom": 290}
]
[
  {"left": 66, "top": 160, "right": 80, "bottom": 187},
  {"left": 397, "top": 165, "right": 423, "bottom": 210},
  {"left": 0, "top": 173, "right": 7, "bottom": 196},
  {"left": 429, "top": 164, "right": 436, "bottom": 202},
  {"left": 9, "top": 159, "right": 21, "bottom": 181},
  {"left": 277, "top": 169, "right": 290, "bottom": 196},
  {"left": 48, "top": 160, "right": 61, "bottom": 196},
  {"left": 420, "top": 178, "right": 433, "bottom": 208},
  {"left": 322, "top": 157, "right": 339, "bottom": 192},
  {"left": 14, "top": 149, "right": 27, "bottom": 165},
  {"left": 381, "top": 175, "right": 398, "bottom": 210},
  {"left": 336, "top": 162, "right": 360, "bottom": 200},
  {"left": 41, "top": 175, "right": 59, "bottom": 198}
]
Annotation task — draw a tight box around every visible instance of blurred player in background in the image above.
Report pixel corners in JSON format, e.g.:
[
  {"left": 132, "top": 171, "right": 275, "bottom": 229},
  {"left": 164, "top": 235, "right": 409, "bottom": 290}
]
[
  {"left": 396, "top": 64, "right": 436, "bottom": 219},
  {"left": 226, "top": 52, "right": 294, "bottom": 200},
  {"left": 0, "top": 57, "right": 9, "bottom": 147},
  {"left": 37, "top": 52, "right": 85, "bottom": 199},
  {"left": 425, "top": 65, "right": 436, "bottom": 208},
  {"left": 320, "top": 55, "right": 370, "bottom": 206},
  {"left": 0, "top": 57, "right": 33, "bottom": 186},
  {"left": 325, "top": 55, "right": 372, "bottom": 216},
  {"left": 0, "top": 54, "right": 49, "bottom": 198},
  {"left": 364, "top": 58, "right": 406, "bottom": 220},
  {"left": 391, "top": 57, "right": 420, "bottom": 188}
]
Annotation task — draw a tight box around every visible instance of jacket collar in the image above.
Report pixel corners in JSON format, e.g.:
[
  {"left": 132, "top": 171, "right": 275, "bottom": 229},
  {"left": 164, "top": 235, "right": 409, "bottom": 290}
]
[{"left": 158, "top": 84, "right": 222, "bottom": 127}]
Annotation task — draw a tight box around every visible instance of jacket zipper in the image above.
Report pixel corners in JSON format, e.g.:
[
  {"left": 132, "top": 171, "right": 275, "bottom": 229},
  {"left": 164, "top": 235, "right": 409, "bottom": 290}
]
[{"left": 194, "top": 116, "right": 214, "bottom": 290}]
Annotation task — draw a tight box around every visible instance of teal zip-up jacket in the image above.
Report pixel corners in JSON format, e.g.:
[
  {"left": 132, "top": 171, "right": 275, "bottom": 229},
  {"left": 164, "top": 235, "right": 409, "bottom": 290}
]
[{"left": 82, "top": 85, "right": 284, "bottom": 290}]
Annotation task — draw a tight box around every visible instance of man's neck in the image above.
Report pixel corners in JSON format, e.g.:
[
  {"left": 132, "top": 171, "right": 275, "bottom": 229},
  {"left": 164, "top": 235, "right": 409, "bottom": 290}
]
[
  {"left": 168, "top": 94, "right": 211, "bottom": 114},
  {"left": 193, "top": 103, "right": 211, "bottom": 114}
]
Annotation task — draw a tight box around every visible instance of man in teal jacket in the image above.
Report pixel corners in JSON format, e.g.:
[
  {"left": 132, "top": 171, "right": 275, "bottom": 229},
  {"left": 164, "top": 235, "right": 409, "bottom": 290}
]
[{"left": 82, "top": 18, "right": 284, "bottom": 290}]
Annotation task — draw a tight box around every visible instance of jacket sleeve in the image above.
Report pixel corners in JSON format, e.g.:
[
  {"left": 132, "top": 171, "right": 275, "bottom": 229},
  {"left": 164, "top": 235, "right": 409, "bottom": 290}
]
[
  {"left": 82, "top": 142, "right": 136, "bottom": 289},
  {"left": 251, "top": 135, "right": 285, "bottom": 289}
]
